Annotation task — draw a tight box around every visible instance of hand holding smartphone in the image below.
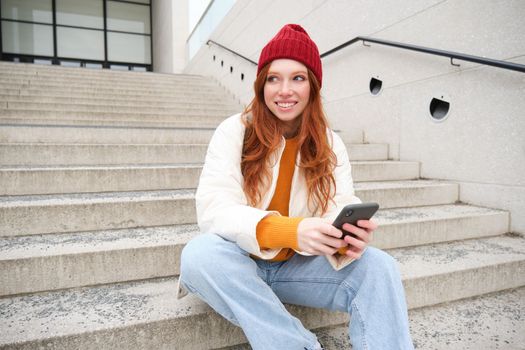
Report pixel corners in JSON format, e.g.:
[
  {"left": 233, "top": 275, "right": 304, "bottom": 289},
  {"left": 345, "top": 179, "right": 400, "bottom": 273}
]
[{"left": 332, "top": 202, "right": 379, "bottom": 239}]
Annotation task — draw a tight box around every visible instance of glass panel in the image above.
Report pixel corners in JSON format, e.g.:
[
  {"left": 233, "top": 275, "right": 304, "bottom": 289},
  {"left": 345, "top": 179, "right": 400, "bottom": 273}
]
[
  {"left": 107, "top": 1, "right": 150, "bottom": 34},
  {"left": 1, "top": 0, "right": 52, "bottom": 23},
  {"left": 57, "top": 27, "right": 104, "bottom": 60},
  {"left": 107, "top": 32, "right": 151, "bottom": 64},
  {"left": 187, "top": 0, "right": 236, "bottom": 59},
  {"left": 85, "top": 63, "right": 103, "bottom": 69},
  {"left": 110, "top": 64, "right": 129, "bottom": 71},
  {"left": 124, "top": 0, "right": 150, "bottom": 4},
  {"left": 60, "top": 61, "right": 81, "bottom": 67},
  {"left": 1, "top": 21, "right": 53, "bottom": 56},
  {"left": 34, "top": 59, "right": 53, "bottom": 65},
  {"left": 56, "top": 0, "right": 103, "bottom": 29}
]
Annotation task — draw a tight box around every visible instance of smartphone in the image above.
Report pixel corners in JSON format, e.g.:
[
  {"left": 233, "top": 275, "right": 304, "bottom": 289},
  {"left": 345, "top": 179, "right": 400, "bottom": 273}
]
[{"left": 332, "top": 202, "right": 379, "bottom": 238}]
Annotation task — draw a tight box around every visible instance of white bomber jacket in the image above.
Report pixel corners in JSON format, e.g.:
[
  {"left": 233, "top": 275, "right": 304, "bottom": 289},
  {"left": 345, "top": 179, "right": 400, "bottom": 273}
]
[{"left": 196, "top": 113, "right": 361, "bottom": 261}]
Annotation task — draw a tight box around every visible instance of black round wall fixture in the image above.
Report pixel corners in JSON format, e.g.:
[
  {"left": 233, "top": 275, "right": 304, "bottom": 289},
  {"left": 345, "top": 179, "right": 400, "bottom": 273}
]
[
  {"left": 241, "top": 73, "right": 244, "bottom": 81},
  {"left": 369, "top": 77, "right": 382, "bottom": 95},
  {"left": 429, "top": 97, "right": 450, "bottom": 121},
  {"left": 230, "top": 66, "right": 233, "bottom": 73},
  {"left": 213, "top": 55, "right": 216, "bottom": 61},
  {"left": 221, "top": 60, "right": 224, "bottom": 67}
]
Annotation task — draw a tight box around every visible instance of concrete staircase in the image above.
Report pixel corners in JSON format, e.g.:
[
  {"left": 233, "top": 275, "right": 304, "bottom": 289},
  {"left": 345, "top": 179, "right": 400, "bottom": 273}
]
[{"left": 0, "top": 61, "right": 523, "bottom": 349}]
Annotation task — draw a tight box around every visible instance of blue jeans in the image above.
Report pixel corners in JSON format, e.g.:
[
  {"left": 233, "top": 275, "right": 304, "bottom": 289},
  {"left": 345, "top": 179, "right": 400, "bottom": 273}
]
[{"left": 180, "top": 233, "right": 414, "bottom": 350}]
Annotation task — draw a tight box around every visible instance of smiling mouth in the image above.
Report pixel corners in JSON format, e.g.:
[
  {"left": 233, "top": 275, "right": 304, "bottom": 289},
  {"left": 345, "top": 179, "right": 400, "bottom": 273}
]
[{"left": 276, "top": 102, "right": 297, "bottom": 108}]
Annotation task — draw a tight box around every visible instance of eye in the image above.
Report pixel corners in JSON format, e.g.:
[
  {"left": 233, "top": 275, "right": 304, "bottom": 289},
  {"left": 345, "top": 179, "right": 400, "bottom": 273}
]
[
  {"left": 266, "top": 75, "right": 278, "bottom": 82},
  {"left": 293, "top": 75, "right": 307, "bottom": 81}
]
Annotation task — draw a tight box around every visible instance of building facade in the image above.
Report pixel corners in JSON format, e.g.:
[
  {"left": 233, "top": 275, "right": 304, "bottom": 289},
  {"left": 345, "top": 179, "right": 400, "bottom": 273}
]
[{"left": 1, "top": 0, "right": 152, "bottom": 71}]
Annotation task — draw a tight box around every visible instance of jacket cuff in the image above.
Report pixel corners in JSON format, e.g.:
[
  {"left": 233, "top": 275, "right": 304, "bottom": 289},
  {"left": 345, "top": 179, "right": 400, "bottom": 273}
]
[{"left": 256, "top": 216, "right": 303, "bottom": 251}]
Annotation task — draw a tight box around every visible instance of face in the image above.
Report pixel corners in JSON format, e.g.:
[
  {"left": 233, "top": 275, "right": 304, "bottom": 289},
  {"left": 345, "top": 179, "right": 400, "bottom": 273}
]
[{"left": 263, "top": 59, "right": 311, "bottom": 136}]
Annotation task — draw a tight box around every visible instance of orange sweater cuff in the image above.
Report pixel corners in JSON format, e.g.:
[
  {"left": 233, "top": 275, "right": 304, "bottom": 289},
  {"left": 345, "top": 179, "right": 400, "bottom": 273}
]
[
  {"left": 337, "top": 246, "right": 349, "bottom": 255},
  {"left": 256, "top": 215, "right": 302, "bottom": 251}
]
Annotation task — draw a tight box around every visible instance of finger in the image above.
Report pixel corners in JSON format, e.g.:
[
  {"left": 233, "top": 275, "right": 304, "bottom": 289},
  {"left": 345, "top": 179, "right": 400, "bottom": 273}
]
[
  {"left": 319, "top": 235, "right": 347, "bottom": 249},
  {"left": 307, "top": 229, "right": 346, "bottom": 251},
  {"left": 320, "top": 223, "right": 345, "bottom": 238},
  {"left": 345, "top": 246, "right": 363, "bottom": 260},
  {"left": 301, "top": 233, "right": 338, "bottom": 255},
  {"left": 311, "top": 242, "right": 338, "bottom": 256},
  {"left": 356, "top": 219, "right": 378, "bottom": 230},
  {"left": 300, "top": 242, "right": 324, "bottom": 256},
  {"left": 343, "top": 234, "right": 367, "bottom": 250},
  {"left": 342, "top": 223, "right": 370, "bottom": 242},
  {"left": 346, "top": 246, "right": 365, "bottom": 259}
]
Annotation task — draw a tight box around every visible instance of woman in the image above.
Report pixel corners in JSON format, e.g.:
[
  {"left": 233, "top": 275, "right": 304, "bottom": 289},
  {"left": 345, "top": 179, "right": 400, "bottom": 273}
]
[{"left": 180, "top": 24, "right": 413, "bottom": 350}]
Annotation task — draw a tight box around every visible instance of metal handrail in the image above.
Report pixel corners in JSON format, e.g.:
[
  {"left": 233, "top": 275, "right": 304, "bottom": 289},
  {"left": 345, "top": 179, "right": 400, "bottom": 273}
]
[
  {"left": 207, "top": 37, "right": 525, "bottom": 73},
  {"left": 321, "top": 36, "right": 525, "bottom": 73},
  {"left": 207, "top": 40, "right": 257, "bottom": 65}
]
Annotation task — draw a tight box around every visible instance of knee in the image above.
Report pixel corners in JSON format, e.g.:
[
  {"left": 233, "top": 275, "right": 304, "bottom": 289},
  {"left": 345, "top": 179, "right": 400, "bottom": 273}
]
[
  {"left": 361, "top": 247, "right": 400, "bottom": 277},
  {"left": 180, "top": 233, "right": 240, "bottom": 284},
  {"left": 181, "top": 233, "right": 219, "bottom": 277}
]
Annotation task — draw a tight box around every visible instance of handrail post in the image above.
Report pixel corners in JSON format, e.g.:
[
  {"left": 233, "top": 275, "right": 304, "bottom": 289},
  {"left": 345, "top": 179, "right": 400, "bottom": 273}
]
[{"left": 206, "top": 40, "right": 257, "bottom": 66}]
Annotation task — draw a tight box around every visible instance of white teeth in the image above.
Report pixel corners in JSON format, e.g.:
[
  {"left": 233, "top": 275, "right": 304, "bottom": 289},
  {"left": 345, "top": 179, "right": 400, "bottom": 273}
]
[{"left": 277, "top": 102, "right": 296, "bottom": 108}]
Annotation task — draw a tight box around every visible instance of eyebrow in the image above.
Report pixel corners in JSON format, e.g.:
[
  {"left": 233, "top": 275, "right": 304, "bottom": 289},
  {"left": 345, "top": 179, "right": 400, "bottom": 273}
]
[{"left": 267, "top": 70, "right": 308, "bottom": 75}]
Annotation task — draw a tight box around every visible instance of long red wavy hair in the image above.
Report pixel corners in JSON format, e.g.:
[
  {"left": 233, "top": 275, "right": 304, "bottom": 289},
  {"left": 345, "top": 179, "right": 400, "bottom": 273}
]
[{"left": 241, "top": 64, "right": 337, "bottom": 215}]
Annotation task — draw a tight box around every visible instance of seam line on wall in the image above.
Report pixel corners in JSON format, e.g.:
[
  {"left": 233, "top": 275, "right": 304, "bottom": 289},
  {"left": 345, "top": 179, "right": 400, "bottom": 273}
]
[
  {"left": 428, "top": 179, "right": 525, "bottom": 189},
  {"left": 370, "top": 0, "right": 449, "bottom": 37},
  {"left": 324, "top": 53, "right": 525, "bottom": 104}
]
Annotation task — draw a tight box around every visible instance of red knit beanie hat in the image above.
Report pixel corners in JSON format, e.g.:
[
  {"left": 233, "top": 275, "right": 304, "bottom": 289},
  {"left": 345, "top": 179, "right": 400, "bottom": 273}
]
[{"left": 258, "top": 24, "right": 322, "bottom": 87}]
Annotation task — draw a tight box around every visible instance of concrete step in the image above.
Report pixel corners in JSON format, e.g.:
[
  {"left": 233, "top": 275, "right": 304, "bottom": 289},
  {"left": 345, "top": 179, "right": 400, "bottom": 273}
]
[
  {"left": 0, "top": 75, "right": 223, "bottom": 89},
  {"left": 0, "top": 80, "right": 229, "bottom": 97},
  {"left": 0, "top": 143, "right": 390, "bottom": 167},
  {"left": 0, "top": 74, "right": 225, "bottom": 88},
  {"left": 0, "top": 107, "right": 236, "bottom": 120},
  {"left": 0, "top": 276, "right": 346, "bottom": 350},
  {"left": 0, "top": 144, "right": 209, "bottom": 166},
  {"left": 0, "top": 111, "right": 232, "bottom": 128},
  {"left": 344, "top": 143, "right": 388, "bottom": 161},
  {"left": 0, "top": 85, "right": 236, "bottom": 101},
  {"left": 0, "top": 93, "right": 241, "bottom": 108},
  {"left": 0, "top": 62, "right": 207, "bottom": 82},
  {"left": 288, "top": 287, "right": 525, "bottom": 350},
  {"left": 0, "top": 88, "right": 239, "bottom": 104},
  {"left": 0, "top": 116, "right": 224, "bottom": 128},
  {"left": 0, "top": 72, "right": 208, "bottom": 86},
  {"left": 0, "top": 81, "right": 226, "bottom": 98},
  {"left": 1, "top": 235, "right": 523, "bottom": 349},
  {"left": 0, "top": 124, "right": 216, "bottom": 144},
  {"left": 0, "top": 124, "right": 369, "bottom": 147},
  {"left": 354, "top": 180, "right": 458, "bottom": 208},
  {"left": 406, "top": 287, "right": 525, "bottom": 350},
  {"left": 0, "top": 181, "right": 458, "bottom": 237},
  {"left": 392, "top": 234, "right": 525, "bottom": 309},
  {"left": 0, "top": 160, "right": 418, "bottom": 195},
  {"left": 351, "top": 161, "right": 419, "bottom": 181},
  {"left": 0, "top": 74, "right": 209, "bottom": 89},
  {"left": 0, "top": 204, "right": 508, "bottom": 296},
  {"left": 0, "top": 164, "right": 203, "bottom": 195},
  {"left": 3, "top": 101, "right": 240, "bottom": 115},
  {"left": 0, "top": 189, "right": 195, "bottom": 237},
  {"left": 0, "top": 224, "right": 199, "bottom": 296}
]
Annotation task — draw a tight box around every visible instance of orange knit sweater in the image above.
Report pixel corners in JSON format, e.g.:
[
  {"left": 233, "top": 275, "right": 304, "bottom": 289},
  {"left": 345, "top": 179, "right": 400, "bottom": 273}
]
[
  {"left": 255, "top": 137, "right": 348, "bottom": 261},
  {"left": 256, "top": 137, "right": 302, "bottom": 261}
]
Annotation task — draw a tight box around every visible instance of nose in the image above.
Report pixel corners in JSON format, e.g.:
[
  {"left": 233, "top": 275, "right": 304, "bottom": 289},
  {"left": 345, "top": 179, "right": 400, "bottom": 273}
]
[{"left": 278, "top": 81, "right": 293, "bottom": 96}]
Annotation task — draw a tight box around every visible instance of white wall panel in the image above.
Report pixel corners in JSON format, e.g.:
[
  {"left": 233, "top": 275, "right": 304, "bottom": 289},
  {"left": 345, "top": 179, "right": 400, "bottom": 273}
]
[{"left": 184, "top": 0, "right": 525, "bottom": 232}]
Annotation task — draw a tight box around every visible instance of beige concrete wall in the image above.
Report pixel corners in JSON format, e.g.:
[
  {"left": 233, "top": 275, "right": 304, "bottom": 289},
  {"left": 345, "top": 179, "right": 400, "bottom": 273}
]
[
  {"left": 183, "top": 0, "right": 525, "bottom": 233},
  {"left": 152, "top": 0, "right": 188, "bottom": 73}
]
